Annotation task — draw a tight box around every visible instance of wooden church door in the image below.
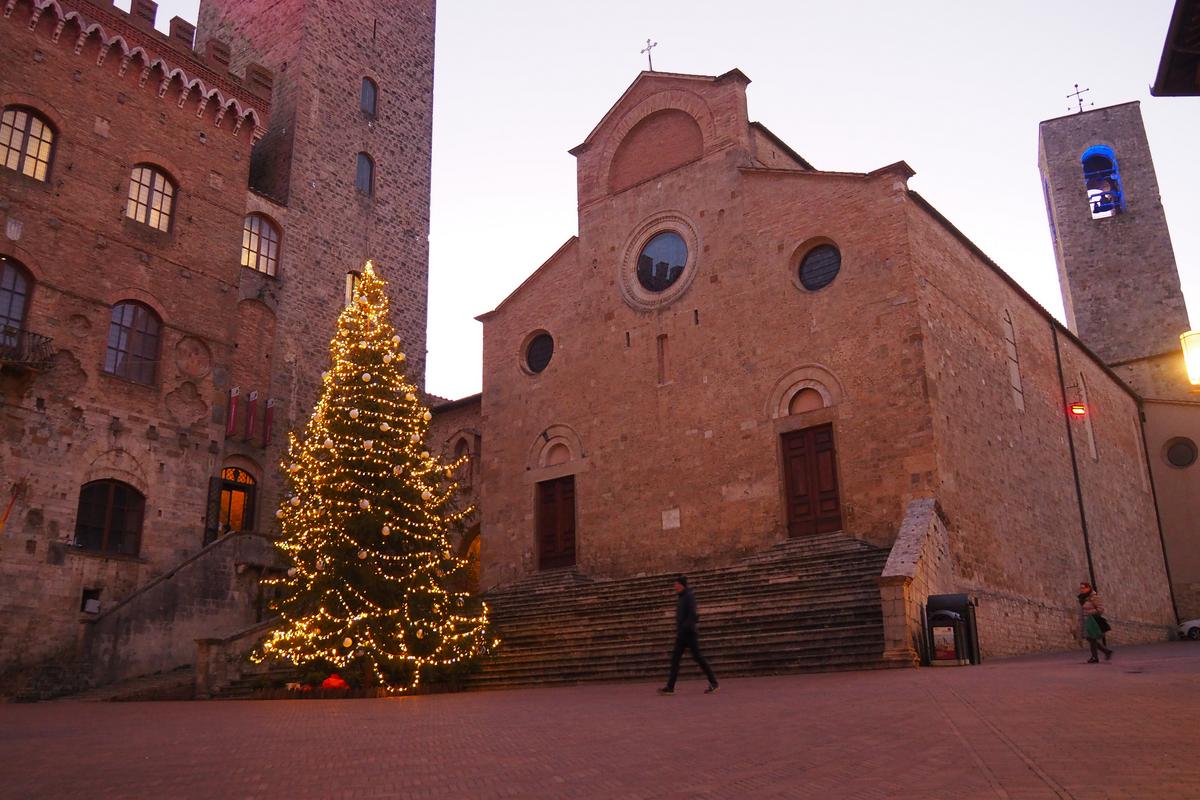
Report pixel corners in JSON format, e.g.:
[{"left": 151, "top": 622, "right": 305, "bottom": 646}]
[
  {"left": 781, "top": 424, "right": 843, "bottom": 536},
  {"left": 536, "top": 475, "right": 576, "bottom": 569}
]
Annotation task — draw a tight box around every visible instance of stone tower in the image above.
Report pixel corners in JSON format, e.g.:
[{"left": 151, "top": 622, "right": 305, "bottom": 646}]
[
  {"left": 1040, "top": 101, "right": 1200, "bottom": 621},
  {"left": 1038, "top": 101, "right": 1190, "bottom": 367},
  {"left": 195, "top": 0, "right": 435, "bottom": 403}
]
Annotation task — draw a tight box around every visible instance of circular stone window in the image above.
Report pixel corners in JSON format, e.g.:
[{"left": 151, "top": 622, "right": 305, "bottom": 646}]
[
  {"left": 637, "top": 232, "right": 688, "bottom": 293},
  {"left": 524, "top": 332, "right": 554, "bottom": 374},
  {"left": 798, "top": 244, "right": 842, "bottom": 291},
  {"left": 1165, "top": 437, "right": 1198, "bottom": 468}
]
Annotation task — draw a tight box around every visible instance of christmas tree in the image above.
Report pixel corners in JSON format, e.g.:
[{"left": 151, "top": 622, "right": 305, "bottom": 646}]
[{"left": 255, "top": 260, "right": 493, "bottom": 692}]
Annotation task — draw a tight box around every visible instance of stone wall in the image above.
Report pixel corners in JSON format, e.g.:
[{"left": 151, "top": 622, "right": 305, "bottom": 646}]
[
  {"left": 0, "top": 0, "right": 270, "bottom": 668},
  {"left": 908, "top": 196, "right": 1175, "bottom": 656},
  {"left": 82, "top": 531, "right": 280, "bottom": 686},
  {"left": 879, "top": 498, "right": 955, "bottom": 663}
]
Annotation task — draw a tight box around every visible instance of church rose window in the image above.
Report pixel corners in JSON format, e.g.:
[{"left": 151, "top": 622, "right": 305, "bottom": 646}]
[
  {"left": 1165, "top": 438, "right": 1197, "bottom": 468},
  {"left": 1, "top": 106, "right": 55, "bottom": 182},
  {"left": 525, "top": 332, "right": 554, "bottom": 373},
  {"left": 73, "top": 479, "right": 145, "bottom": 556},
  {"left": 126, "top": 164, "right": 175, "bottom": 232},
  {"left": 798, "top": 244, "right": 841, "bottom": 291},
  {"left": 636, "top": 232, "right": 688, "bottom": 292}
]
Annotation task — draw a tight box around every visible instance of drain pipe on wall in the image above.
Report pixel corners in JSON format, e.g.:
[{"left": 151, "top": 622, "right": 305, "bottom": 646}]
[{"left": 1051, "top": 324, "right": 1096, "bottom": 588}]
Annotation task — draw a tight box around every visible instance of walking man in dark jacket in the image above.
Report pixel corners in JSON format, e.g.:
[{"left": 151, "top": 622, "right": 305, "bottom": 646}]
[{"left": 658, "top": 575, "right": 719, "bottom": 694}]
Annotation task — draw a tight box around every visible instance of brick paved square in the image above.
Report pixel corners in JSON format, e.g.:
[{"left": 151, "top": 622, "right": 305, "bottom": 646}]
[{"left": 2, "top": 643, "right": 1197, "bottom": 799}]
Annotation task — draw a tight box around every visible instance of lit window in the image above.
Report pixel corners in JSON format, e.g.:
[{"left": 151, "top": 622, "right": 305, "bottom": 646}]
[
  {"left": 241, "top": 214, "right": 281, "bottom": 276},
  {"left": 1081, "top": 145, "right": 1123, "bottom": 219},
  {"left": 104, "top": 301, "right": 162, "bottom": 384},
  {"left": 126, "top": 164, "right": 175, "bottom": 232},
  {"left": 0, "top": 106, "right": 54, "bottom": 182},
  {"left": 73, "top": 479, "right": 145, "bottom": 556},
  {"left": 355, "top": 152, "right": 374, "bottom": 195},
  {"left": 219, "top": 467, "right": 257, "bottom": 532},
  {"left": 361, "top": 77, "right": 378, "bottom": 117}
]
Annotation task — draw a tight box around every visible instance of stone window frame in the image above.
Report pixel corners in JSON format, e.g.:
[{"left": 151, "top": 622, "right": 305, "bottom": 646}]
[
  {"left": 0, "top": 105, "right": 56, "bottom": 183},
  {"left": 72, "top": 478, "right": 146, "bottom": 557},
  {"left": 618, "top": 211, "right": 701, "bottom": 312},
  {"left": 520, "top": 329, "right": 555, "bottom": 376},
  {"left": 1080, "top": 144, "right": 1124, "bottom": 220},
  {"left": 1162, "top": 437, "right": 1198, "bottom": 470},
  {"left": 103, "top": 300, "right": 163, "bottom": 385},
  {"left": 360, "top": 77, "right": 379, "bottom": 118},
  {"left": 790, "top": 237, "right": 843, "bottom": 294},
  {"left": 125, "top": 163, "right": 177, "bottom": 233},
  {"left": 0, "top": 254, "right": 32, "bottom": 339},
  {"left": 355, "top": 152, "right": 375, "bottom": 196},
  {"left": 240, "top": 213, "right": 282, "bottom": 277}
]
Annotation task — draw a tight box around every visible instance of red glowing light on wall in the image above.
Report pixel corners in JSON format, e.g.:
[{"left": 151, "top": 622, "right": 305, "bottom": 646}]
[{"left": 1069, "top": 403, "right": 1088, "bottom": 416}]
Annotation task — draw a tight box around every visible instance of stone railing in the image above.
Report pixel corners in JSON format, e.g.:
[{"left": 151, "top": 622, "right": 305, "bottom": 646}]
[
  {"left": 877, "top": 498, "right": 956, "bottom": 665},
  {"left": 194, "top": 617, "right": 279, "bottom": 699},
  {"left": 81, "top": 531, "right": 281, "bottom": 687}
]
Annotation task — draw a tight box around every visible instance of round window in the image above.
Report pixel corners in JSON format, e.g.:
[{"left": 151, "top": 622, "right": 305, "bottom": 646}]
[
  {"left": 798, "top": 244, "right": 842, "bottom": 291},
  {"left": 636, "top": 232, "right": 688, "bottom": 293},
  {"left": 1165, "top": 437, "right": 1197, "bottom": 468},
  {"left": 525, "top": 333, "right": 554, "bottom": 374}
]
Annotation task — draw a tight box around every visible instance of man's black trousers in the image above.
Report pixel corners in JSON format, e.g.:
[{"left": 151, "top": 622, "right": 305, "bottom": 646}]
[{"left": 666, "top": 628, "right": 718, "bottom": 689}]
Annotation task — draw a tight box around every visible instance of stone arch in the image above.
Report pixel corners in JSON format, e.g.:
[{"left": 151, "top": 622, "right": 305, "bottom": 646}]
[
  {"left": 766, "top": 364, "right": 846, "bottom": 419},
  {"left": 600, "top": 89, "right": 716, "bottom": 190},
  {"left": 527, "top": 423, "right": 585, "bottom": 470},
  {"left": 82, "top": 447, "right": 150, "bottom": 496},
  {"left": 608, "top": 108, "right": 703, "bottom": 194}
]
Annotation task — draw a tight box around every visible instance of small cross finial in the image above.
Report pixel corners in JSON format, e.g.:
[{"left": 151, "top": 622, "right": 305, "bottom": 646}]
[
  {"left": 1067, "top": 83, "right": 1093, "bottom": 113},
  {"left": 641, "top": 38, "right": 658, "bottom": 71}
]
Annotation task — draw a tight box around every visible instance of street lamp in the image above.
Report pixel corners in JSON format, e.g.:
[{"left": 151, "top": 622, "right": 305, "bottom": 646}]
[{"left": 1182, "top": 330, "right": 1200, "bottom": 386}]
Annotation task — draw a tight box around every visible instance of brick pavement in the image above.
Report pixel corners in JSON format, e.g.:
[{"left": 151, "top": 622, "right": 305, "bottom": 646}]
[{"left": 2, "top": 643, "right": 1197, "bottom": 799}]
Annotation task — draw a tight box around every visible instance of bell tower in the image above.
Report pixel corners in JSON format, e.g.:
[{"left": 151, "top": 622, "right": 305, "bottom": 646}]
[{"left": 1038, "top": 101, "right": 1190, "bottom": 368}]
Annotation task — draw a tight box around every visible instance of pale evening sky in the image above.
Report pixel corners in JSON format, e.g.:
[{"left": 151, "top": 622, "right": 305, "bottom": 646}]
[{"left": 125, "top": 1, "right": 1200, "bottom": 400}]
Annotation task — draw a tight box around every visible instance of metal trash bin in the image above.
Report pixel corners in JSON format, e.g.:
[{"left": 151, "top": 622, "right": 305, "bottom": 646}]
[{"left": 925, "top": 593, "right": 980, "bottom": 666}]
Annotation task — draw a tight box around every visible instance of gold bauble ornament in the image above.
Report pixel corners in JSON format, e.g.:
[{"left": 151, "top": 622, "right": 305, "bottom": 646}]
[
  {"left": 359, "top": 498, "right": 371, "bottom": 509},
  {"left": 358, "top": 550, "right": 368, "bottom": 560},
  {"left": 359, "top": 340, "right": 368, "bottom": 348},
  {"left": 420, "top": 451, "right": 429, "bottom": 460},
  {"left": 405, "top": 392, "right": 416, "bottom": 402},
  {"left": 343, "top": 637, "right": 353, "bottom": 648},
  {"left": 364, "top": 440, "right": 374, "bottom": 450},
  {"left": 421, "top": 490, "right": 433, "bottom": 501},
  {"left": 381, "top": 525, "right": 391, "bottom": 536},
  {"left": 391, "top": 335, "right": 401, "bottom": 345},
  {"left": 410, "top": 434, "right": 420, "bottom": 443},
  {"left": 383, "top": 353, "right": 393, "bottom": 363},
  {"left": 321, "top": 371, "right": 330, "bottom": 381},
  {"left": 398, "top": 352, "right": 406, "bottom": 361},
  {"left": 290, "top": 496, "right": 301, "bottom": 507},
  {"left": 380, "top": 422, "right": 390, "bottom": 432},
  {"left": 393, "top": 466, "right": 402, "bottom": 476},
  {"left": 415, "top": 629, "right": 424, "bottom": 639},
  {"left": 275, "top": 509, "right": 285, "bottom": 519},
  {"left": 422, "top": 411, "right": 432, "bottom": 421},
  {"left": 362, "top": 372, "right": 372, "bottom": 382},
  {"left": 287, "top": 567, "right": 297, "bottom": 577},
  {"left": 324, "top": 437, "right": 335, "bottom": 448},
  {"left": 350, "top": 409, "right": 360, "bottom": 419}
]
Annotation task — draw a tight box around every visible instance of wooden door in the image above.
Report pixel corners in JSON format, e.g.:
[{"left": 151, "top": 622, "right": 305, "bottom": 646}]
[
  {"left": 781, "top": 424, "right": 843, "bottom": 537},
  {"left": 536, "top": 475, "right": 576, "bottom": 569}
]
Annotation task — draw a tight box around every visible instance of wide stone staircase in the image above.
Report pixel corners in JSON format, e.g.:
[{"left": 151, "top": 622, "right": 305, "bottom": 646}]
[{"left": 469, "top": 531, "right": 893, "bottom": 690}]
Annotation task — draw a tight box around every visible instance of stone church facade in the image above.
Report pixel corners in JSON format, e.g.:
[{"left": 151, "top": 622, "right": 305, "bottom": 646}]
[
  {"left": 434, "top": 70, "right": 1177, "bottom": 658},
  {"left": 0, "top": 0, "right": 434, "bottom": 688}
]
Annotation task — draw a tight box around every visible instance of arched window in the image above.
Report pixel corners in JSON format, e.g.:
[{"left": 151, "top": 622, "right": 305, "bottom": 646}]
[
  {"left": 218, "top": 467, "right": 257, "bottom": 533},
  {"left": 355, "top": 152, "right": 374, "bottom": 195},
  {"left": 241, "top": 214, "right": 281, "bottom": 276},
  {"left": 1081, "top": 145, "right": 1123, "bottom": 219},
  {"left": 104, "top": 301, "right": 162, "bottom": 384},
  {"left": 360, "top": 77, "right": 378, "bottom": 117},
  {"left": 73, "top": 479, "right": 145, "bottom": 556},
  {"left": 126, "top": 164, "right": 176, "bottom": 231},
  {"left": 1, "top": 256, "right": 31, "bottom": 343},
  {"left": 1, "top": 106, "right": 55, "bottom": 182}
]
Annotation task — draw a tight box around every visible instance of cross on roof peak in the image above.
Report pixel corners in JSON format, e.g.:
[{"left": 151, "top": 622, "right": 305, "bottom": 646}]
[{"left": 641, "top": 39, "right": 658, "bottom": 71}]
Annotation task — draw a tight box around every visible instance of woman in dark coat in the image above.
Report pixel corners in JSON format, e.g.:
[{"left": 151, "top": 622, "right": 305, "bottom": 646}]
[{"left": 1078, "top": 582, "right": 1113, "bottom": 663}]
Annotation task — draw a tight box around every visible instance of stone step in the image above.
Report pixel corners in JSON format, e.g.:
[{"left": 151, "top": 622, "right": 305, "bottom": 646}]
[{"left": 50, "top": 665, "right": 195, "bottom": 703}]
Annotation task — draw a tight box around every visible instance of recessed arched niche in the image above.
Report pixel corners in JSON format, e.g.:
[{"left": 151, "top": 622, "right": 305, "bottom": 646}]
[
  {"left": 767, "top": 364, "right": 845, "bottom": 419},
  {"left": 608, "top": 108, "right": 703, "bottom": 194}
]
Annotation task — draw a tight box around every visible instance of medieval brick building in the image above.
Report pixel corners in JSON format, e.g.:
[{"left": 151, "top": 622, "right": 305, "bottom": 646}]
[
  {"left": 0, "top": 0, "right": 434, "bottom": 690},
  {"left": 432, "top": 69, "right": 1177, "bottom": 662}
]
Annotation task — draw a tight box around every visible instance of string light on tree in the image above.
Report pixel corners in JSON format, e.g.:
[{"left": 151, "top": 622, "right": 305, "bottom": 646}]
[{"left": 254, "top": 260, "right": 494, "bottom": 693}]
